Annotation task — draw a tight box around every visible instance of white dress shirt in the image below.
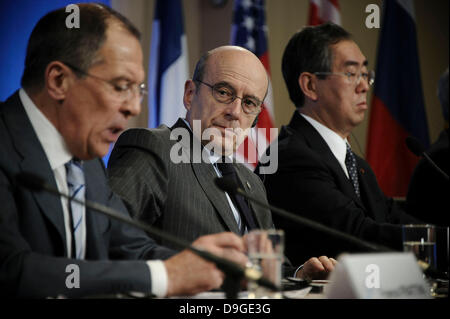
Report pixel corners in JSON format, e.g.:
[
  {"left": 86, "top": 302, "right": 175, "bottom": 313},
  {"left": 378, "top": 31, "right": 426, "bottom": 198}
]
[
  {"left": 19, "top": 89, "right": 167, "bottom": 297},
  {"left": 300, "top": 113, "right": 351, "bottom": 178}
]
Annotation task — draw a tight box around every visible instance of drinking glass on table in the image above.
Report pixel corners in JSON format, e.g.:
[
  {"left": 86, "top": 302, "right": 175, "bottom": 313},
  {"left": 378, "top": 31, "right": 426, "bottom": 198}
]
[
  {"left": 402, "top": 224, "right": 441, "bottom": 296},
  {"left": 246, "top": 229, "right": 284, "bottom": 299}
]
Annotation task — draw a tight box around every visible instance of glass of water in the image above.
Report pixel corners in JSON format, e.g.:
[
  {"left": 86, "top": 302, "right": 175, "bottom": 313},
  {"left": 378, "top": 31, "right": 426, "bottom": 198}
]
[
  {"left": 245, "top": 229, "right": 284, "bottom": 299},
  {"left": 402, "top": 224, "right": 436, "bottom": 268},
  {"left": 402, "top": 224, "right": 438, "bottom": 296}
]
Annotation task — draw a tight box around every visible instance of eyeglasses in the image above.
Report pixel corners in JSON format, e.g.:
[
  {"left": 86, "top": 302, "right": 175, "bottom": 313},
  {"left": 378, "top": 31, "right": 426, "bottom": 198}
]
[
  {"left": 314, "top": 70, "right": 375, "bottom": 86},
  {"left": 195, "top": 80, "right": 263, "bottom": 115},
  {"left": 63, "top": 62, "right": 148, "bottom": 103}
]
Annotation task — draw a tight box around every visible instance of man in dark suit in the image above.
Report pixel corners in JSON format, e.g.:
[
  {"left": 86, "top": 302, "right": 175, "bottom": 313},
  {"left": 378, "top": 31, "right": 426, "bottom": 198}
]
[
  {"left": 0, "top": 4, "right": 248, "bottom": 298},
  {"left": 108, "top": 46, "right": 336, "bottom": 279},
  {"left": 407, "top": 69, "right": 449, "bottom": 227},
  {"left": 257, "top": 23, "right": 420, "bottom": 265}
]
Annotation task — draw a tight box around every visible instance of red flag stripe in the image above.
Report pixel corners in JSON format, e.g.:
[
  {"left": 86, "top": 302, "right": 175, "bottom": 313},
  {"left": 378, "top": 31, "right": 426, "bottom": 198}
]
[{"left": 366, "top": 96, "right": 419, "bottom": 196}]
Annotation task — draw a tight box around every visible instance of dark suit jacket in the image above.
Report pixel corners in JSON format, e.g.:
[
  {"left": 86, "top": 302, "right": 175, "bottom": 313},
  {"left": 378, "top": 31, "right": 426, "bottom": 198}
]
[
  {"left": 0, "top": 92, "right": 175, "bottom": 298},
  {"left": 406, "top": 129, "right": 449, "bottom": 226},
  {"left": 107, "top": 119, "right": 275, "bottom": 249},
  {"left": 257, "top": 111, "right": 419, "bottom": 265}
]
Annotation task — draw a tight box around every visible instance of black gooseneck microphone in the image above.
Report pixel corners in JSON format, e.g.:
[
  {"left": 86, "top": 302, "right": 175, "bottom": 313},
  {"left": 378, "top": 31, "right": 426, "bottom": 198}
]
[
  {"left": 215, "top": 176, "right": 449, "bottom": 280},
  {"left": 215, "top": 177, "right": 393, "bottom": 253},
  {"left": 15, "top": 171, "right": 278, "bottom": 298},
  {"left": 405, "top": 136, "right": 449, "bottom": 181}
]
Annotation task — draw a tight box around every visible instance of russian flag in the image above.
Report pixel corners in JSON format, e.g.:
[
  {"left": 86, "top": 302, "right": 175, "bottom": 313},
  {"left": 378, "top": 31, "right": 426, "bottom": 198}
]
[
  {"left": 366, "top": 0, "right": 429, "bottom": 197},
  {"left": 148, "top": 0, "right": 189, "bottom": 128}
]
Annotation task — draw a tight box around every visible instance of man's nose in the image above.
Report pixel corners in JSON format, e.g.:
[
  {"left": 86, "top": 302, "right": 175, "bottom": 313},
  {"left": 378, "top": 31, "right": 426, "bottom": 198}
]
[
  {"left": 356, "top": 76, "right": 370, "bottom": 93},
  {"left": 226, "top": 97, "right": 242, "bottom": 118},
  {"left": 121, "top": 95, "right": 141, "bottom": 118}
]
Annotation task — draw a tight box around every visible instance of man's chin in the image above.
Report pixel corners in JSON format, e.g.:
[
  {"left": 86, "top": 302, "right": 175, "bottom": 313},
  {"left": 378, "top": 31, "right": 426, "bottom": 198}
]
[{"left": 85, "top": 143, "right": 111, "bottom": 161}]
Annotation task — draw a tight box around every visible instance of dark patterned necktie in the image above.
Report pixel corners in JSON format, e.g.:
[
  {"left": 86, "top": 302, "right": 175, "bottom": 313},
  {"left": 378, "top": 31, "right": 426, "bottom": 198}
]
[
  {"left": 345, "top": 143, "right": 361, "bottom": 198},
  {"left": 216, "top": 157, "right": 257, "bottom": 234},
  {"left": 65, "top": 159, "right": 86, "bottom": 259}
]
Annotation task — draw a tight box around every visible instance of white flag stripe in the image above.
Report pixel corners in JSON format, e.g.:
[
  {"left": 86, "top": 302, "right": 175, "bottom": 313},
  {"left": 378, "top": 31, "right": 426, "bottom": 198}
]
[
  {"left": 158, "top": 35, "right": 189, "bottom": 127},
  {"left": 310, "top": 0, "right": 341, "bottom": 24}
]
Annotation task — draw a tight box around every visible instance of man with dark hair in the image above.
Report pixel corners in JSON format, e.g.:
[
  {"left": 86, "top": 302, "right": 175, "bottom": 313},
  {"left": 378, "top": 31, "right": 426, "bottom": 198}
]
[
  {"left": 0, "top": 4, "right": 248, "bottom": 298},
  {"left": 107, "top": 45, "right": 336, "bottom": 280},
  {"left": 258, "top": 23, "right": 419, "bottom": 265}
]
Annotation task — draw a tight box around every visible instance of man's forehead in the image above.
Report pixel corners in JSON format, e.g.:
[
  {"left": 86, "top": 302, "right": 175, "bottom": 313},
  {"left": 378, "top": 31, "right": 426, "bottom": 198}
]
[
  {"left": 93, "top": 24, "right": 145, "bottom": 80},
  {"left": 205, "top": 52, "right": 268, "bottom": 94},
  {"left": 332, "top": 40, "right": 367, "bottom": 68}
]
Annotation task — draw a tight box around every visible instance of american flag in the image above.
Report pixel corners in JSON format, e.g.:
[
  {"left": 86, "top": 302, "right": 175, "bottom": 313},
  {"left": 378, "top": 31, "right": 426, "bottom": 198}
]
[
  {"left": 308, "top": 0, "right": 341, "bottom": 25},
  {"left": 231, "top": 0, "right": 276, "bottom": 169}
]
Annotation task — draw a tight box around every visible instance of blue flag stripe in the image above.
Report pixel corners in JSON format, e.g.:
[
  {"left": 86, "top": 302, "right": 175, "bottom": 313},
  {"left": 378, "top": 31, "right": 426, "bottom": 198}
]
[{"left": 373, "top": 0, "right": 429, "bottom": 147}]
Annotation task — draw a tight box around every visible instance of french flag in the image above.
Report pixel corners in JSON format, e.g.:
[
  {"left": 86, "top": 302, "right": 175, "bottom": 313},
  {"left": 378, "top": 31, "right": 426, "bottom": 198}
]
[
  {"left": 148, "top": 0, "right": 189, "bottom": 128},
  {"left": 366, "top": 0, "right": 429, "bottom": 197}
]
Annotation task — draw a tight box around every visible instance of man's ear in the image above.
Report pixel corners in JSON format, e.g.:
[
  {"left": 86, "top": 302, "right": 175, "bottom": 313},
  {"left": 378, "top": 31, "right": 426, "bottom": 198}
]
[
  {"left": 298, "top": 72, "right": 318, "bottom": 102},
  {"left": 45, "top": 62, "right": 71, "bottom": 102},
  {"left": 183, "top": 80, "right": 196, "bottom": 111}
]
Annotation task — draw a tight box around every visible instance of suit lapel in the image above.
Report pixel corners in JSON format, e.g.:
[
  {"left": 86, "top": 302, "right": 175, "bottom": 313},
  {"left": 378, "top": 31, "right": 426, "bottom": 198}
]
[
  {"left": 171, "top": 119, "right": 241, "bottom": 233},
  {"left": 4, "top": 92, "right": 67, "bottom": 254},
  {"left": 191, "top": 162, "right": 241, "bottom": 233},
  {"left": 356, "top": 158, "right": 383, "bottom": 220},
  {"left": 288, "top": 112, "right": 365, "bottom": 208},
  {"left": 83, "top": 159, "right": 110, "bottom": 259},
  {"left": 234, "top": 165, "right": 264, "bottom": 228}
]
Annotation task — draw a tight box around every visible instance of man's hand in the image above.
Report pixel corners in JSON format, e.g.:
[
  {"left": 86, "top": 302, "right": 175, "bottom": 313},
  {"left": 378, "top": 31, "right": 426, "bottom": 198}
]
[
  {"left": 164, "top": 232, "right": 248, "bottom": 297},
  {"left": 296, "top": 256, "right": 337, "bottom": 280}
]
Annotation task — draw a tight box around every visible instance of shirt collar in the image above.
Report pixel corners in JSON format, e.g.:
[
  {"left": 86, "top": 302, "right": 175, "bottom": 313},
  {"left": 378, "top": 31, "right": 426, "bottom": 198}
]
[
  {"left": 19, "top": 88, "right": 73, "bottom": 170},
  {"left": 300, "top": 112, "right": 349, "bottom": 169}
]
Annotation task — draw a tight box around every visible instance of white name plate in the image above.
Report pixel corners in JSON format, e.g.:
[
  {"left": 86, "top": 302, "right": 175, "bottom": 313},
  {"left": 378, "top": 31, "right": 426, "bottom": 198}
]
[{"left": 324, "top": 252, "right": 431, "bottom": 299}]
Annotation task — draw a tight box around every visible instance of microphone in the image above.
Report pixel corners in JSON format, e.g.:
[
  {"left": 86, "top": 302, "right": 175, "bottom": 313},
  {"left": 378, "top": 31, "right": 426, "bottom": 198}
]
[
  {"left": 15, "top": 172, "right": 279, "bottom": 296},
  {"left": 406, "top": 136, "right": 449, "bottom": 181},
  {"left": 215, "top": 177, "right": 392, "bottom": 252},
  {"left": 215, "top": 176, "right": 449, "bottom": 280}
]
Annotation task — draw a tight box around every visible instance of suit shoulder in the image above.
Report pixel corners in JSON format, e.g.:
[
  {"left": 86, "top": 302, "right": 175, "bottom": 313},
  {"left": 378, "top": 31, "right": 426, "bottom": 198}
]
[{"left": 115, "top": 125, "right": 173, "bottom": 151}]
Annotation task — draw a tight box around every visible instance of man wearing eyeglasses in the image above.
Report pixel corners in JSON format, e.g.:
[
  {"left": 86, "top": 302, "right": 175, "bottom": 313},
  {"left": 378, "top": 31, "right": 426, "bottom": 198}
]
[
  {"left": 0, "top": 4, "right": 251, "bottom": 298},
  {"left": 108, "top": 45, "right": 336, "bottom": 280},
  {"left": 257, "top": 23, "right": 419, "bottom": 266}
]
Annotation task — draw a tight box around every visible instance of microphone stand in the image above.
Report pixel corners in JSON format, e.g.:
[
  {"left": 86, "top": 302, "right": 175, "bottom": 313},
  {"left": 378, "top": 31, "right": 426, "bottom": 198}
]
[
  {"left": 215, "top": 177, "right": 449, "bottom": 280},
  {"left": 216, "top": 178, "right": 393, "bottom": 253},
  {"left": 16, "top": 172, "right": 278, "bottom": 299}
]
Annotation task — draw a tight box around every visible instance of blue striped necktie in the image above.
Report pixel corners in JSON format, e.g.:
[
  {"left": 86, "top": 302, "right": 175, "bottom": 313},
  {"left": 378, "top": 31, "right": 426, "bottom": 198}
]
[{"left": 65, "top": 159, "right": 86, "bottom": 259}]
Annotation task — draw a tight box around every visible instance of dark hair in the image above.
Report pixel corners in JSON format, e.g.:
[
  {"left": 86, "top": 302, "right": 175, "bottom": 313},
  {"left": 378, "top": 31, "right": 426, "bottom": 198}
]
[
  {"left": 282, "top": 22, "right": 352, "bottom": 108},
  {"left": 21, "top": 3, "right": 141, "bottom": 92}
]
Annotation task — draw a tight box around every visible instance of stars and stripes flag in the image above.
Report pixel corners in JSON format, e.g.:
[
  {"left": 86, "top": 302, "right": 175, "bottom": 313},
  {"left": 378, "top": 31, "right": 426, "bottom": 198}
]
[
  {"left": 148, "top": 0, "right": 189, "bottom": 128},
  {"left": 308, "top": 0, "right": 341, "bottom": 25},
  {"left": 366, "top": 0, "right": 429, "bottom": 197},
  {"left": 231, "top": 0, "right": 276, "bottom": 169}
]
